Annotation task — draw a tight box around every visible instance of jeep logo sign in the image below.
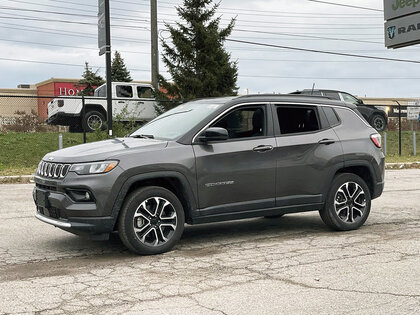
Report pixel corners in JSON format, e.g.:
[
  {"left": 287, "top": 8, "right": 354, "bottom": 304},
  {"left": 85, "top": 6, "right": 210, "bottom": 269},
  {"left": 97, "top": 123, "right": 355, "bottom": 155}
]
[
  {"left": 384, "top": 0, "right": 420, "bottom": 20},
  {"left": 385, "top": 12, "right": 420, "bottom": 48}
]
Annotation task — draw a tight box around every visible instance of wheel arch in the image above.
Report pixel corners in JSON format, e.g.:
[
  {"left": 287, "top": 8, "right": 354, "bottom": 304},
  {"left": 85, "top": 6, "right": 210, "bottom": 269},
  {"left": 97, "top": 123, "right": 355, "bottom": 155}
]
[
  {"left": 333, "top": 163, "right": 375, "bottom": 198},
  {"left": 111, "top": 171, "right": 197, "bottom": 228},
  {"left": 84, "top": 104, "right": 107, "bottom": 119}
]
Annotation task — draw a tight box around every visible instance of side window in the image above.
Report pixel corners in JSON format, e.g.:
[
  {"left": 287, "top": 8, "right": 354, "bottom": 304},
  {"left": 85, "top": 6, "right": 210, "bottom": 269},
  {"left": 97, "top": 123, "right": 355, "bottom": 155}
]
[
  {"left": 116, "top": 85, "right": 133, "bottom": 98},
  {"left": 341, "top": 93, "right": 359, "bottom": 105},
  {"left": 276, "top": 106, "right": 320, "bottom": 134},
  {"left": 323, "top": 107, "right": 340, "bottom": 126},
  {"left": 323, "top": 91, "right": 341, "bottom": 101},
  {"left": 95, "top": 86, "right": 106, "bottom": 97},
  {"left": 212, "top": 106, "right": 266, "bottom": 139},
  {"left": 137, "top": 87, "right": 154, "bottom": 98}
]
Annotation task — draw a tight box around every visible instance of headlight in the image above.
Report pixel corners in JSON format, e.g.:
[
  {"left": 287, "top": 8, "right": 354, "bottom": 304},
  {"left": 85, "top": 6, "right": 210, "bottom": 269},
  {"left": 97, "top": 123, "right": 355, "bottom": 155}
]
[{"left": 70, "top": 161, "right": 119, "bottom": 175}]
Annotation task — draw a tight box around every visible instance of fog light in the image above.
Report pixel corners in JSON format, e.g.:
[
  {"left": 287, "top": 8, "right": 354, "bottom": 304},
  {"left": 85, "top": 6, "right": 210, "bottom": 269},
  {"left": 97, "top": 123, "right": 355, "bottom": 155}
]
[{"left": 66, "top": 189, "right": 95, "bottom": 202}]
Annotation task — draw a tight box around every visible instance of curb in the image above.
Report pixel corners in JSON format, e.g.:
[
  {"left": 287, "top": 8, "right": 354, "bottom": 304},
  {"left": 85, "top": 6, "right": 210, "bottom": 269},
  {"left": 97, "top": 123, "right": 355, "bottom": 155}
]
[{"left": 1, "top": 162, "right": 420, "bottom": 184}]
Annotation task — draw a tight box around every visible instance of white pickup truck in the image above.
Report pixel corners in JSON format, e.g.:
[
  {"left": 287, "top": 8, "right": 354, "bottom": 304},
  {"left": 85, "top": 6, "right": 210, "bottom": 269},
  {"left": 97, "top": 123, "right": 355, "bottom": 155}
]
[{"left": 47, "top": 82, "right": 158, "bottom": 132}]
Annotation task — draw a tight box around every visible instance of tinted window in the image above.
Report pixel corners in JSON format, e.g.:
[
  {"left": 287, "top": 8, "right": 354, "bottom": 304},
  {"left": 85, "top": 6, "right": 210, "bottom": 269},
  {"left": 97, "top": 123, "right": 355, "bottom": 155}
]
[
  {"left": 277, "top": 106, "right": 320, "bottom": 134},
  {"left": 116, "top": 85, "right": 133, "bottom": 98},
  {"left": 323, "top": 107, "right": 340, "bottom": 126},
  {"left": 323, "top": 91, "right": 340, "bottom": 100},
  {"left": 212, "top": 106, "right": 265, "bottom": 139},
  {"left": 137, "top": 87, "right": 154, "bottom": 98}
]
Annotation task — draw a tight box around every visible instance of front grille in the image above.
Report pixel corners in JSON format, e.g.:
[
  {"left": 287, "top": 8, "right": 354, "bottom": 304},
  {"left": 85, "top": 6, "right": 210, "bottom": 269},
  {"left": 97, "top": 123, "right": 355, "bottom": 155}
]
[{"left": 37, "top": 161, "right": 70, "bottom": 179}]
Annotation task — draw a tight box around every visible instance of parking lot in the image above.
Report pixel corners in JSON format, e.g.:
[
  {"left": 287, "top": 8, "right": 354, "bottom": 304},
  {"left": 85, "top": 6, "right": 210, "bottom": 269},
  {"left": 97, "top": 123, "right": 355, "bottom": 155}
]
[{"left": 0, "top": 169, "right": 419, "bottom": 314}]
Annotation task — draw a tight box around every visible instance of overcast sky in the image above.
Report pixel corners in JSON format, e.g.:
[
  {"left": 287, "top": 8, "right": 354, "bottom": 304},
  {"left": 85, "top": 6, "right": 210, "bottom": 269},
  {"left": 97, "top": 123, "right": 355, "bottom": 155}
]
[{"left": 0, "top": 0, "right": 419, "bottom": 97}]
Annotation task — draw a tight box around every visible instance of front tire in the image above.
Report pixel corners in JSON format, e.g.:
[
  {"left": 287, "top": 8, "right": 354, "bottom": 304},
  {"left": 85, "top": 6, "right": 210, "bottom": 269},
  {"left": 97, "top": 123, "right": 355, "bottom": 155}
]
[
  {"left": 319, "top": 173, "right": 371, "bottom": 231},
  {"left": 118, "top": 186, "right": 185, "bottom": 255},
  {"left": 370, "top": 114, "right": 387, "bottom": 131}
]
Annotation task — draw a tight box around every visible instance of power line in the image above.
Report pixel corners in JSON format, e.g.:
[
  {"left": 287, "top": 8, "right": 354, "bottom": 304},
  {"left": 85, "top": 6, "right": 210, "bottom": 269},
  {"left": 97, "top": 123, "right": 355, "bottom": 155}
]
[
  {"left": 0, "top": 38, "right": 149, "bottom": 54},
  {"left": 0, "top": 22, "right": 151, "bottom": 45},
  {"left": 234, "top": 29, "right": 383, "bottom": 44},
  {"left": 227, "top": 38, "right": 420, "bottom": 64},
  {"left": 239, "top": 75, "right": 420, "bottom": 80},
  {"left": 307, "top": 0, "right": 383, "bottom": 12},
  {"left": 112, "top": 0, "right": 382, "bottom": 16},
  {"left": 0, "top": 57, "right": 150, "bottom": 72}
]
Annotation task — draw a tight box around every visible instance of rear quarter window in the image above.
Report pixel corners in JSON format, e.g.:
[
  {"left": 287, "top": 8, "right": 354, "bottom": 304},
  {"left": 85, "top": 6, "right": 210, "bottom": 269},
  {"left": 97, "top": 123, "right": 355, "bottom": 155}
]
[{"left": 323, "top": 107, "right": 340, "bottom": 126}]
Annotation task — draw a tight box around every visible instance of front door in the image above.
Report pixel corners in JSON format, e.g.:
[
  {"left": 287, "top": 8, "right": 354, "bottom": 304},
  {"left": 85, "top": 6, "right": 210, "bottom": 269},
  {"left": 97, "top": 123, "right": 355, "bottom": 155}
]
[{"left": 193, "top": 104, "right": 277, "bottom": 216}]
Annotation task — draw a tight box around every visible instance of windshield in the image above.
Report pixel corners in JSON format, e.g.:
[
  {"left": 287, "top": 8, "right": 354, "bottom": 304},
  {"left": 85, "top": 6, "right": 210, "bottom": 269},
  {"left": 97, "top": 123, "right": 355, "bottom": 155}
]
[{"left": 130, "top": 99, "right": 228, "bottom": 140}]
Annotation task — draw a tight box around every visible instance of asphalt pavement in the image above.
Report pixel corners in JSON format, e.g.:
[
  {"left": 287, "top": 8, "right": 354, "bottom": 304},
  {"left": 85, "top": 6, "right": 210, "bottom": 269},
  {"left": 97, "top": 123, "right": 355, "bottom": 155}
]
[{"left": 0, "top": 170, "right": 419, "bottom": 314}]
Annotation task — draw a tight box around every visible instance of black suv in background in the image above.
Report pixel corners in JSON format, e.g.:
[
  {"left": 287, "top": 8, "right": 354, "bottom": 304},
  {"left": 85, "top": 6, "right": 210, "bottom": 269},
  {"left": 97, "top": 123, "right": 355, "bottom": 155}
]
[
  {"left": 33, "top": 95, "right": 385, "bottom": 255},
  {"left": 291, "top": 89, "right": 388, "bottom": 131}
]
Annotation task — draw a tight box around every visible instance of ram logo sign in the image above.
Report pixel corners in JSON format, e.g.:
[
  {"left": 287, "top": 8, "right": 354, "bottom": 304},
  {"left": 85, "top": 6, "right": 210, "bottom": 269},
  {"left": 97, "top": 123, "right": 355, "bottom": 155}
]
[
  {"left": 384, "top": 11, "right": 420, "bottom": 48},
  {"left": 387, "top": 26, "right": 396, "bottom": 39}
]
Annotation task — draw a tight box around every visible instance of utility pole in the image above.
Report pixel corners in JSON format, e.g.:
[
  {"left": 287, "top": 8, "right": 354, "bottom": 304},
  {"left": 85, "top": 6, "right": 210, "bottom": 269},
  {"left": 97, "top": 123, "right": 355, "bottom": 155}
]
[
  {"left": 104, "top": 0, "right": 113, "bottom": 137},
  {"left": 151, "top": 0, "right": 159, "bottom": 90},
  {"left": 98, "top": 0, "right": 112, "bottom": 137}
]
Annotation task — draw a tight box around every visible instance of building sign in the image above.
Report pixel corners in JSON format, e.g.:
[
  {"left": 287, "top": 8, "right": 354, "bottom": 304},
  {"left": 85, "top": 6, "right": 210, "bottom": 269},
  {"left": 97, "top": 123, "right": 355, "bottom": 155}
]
[
  {"left": 384, "top": 0, "right": 420, "bottom": 20},
  {"left": 407, "top": 100, "right": 420, "bottom": 120},
  {"left": 385, "top": 12, "right": 420, "bottom": 48},
  {"left": 54, "top": 83, "right": 87, "bottom": 96},
  {"left": 384, "top": 0, "right": 420, "bottom": 48}
]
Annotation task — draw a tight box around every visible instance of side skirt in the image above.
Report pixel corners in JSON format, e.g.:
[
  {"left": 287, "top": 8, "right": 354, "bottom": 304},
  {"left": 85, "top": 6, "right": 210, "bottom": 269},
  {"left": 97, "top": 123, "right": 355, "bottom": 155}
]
[{"left": 190, "top": 203, "right": 324, "bottom": 225}]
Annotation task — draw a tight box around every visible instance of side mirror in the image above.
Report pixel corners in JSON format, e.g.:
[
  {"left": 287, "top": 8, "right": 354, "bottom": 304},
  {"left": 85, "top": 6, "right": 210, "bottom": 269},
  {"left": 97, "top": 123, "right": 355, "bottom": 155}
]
[
  {"left": 198, "top": 127, "right": 228, "bottom": 143},
  {"left": 357, "top": 99, "right": 364, "bottom": 105}
]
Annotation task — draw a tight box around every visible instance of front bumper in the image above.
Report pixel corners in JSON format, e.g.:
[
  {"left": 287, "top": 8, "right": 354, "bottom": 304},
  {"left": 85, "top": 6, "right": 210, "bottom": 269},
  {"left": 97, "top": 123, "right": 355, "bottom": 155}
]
[{"left": 33, "top": 168, "right": 123, "bottom": 238}]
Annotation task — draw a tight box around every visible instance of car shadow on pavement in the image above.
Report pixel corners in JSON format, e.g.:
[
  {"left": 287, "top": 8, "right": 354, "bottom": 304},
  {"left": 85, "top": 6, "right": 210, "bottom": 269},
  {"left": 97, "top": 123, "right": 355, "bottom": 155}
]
[{"left": 41, "top": 213, "right": 328, "bottom": 258}]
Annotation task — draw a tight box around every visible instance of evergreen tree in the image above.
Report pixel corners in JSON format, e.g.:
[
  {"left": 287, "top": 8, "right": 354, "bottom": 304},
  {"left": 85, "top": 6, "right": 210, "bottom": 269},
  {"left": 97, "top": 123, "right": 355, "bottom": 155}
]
[
  {"left": 77, "top": 62, "right": 105, "bottom": 96},
  {"left": 159, "top": 0, "right": 238, "bottom": 102},
  {"left": 111, "top": 51, "right": 132, "bottom": 82}
]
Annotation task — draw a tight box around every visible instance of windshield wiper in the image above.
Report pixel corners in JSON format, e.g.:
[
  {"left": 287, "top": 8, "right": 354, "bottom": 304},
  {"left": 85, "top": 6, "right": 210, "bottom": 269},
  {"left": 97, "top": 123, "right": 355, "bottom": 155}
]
[{"left": 130, "top": 134, "right": 154, "bottom": 139}]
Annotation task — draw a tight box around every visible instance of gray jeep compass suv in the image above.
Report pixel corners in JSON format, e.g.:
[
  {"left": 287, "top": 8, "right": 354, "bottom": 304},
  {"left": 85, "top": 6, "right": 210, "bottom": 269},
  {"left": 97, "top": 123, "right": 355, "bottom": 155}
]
[{"left": 33, "top": 95, "right": 385, "bottom": 255}]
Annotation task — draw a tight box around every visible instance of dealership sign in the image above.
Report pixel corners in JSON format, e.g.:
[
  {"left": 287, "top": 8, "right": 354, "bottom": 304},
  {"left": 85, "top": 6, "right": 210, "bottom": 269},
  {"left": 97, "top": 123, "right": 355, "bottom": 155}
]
[
  {"left": 384, "top": 0, "right": 420, "bottom": 48},
  {"left": 384, "top": 0, "right": 420, "bottom": 20}
]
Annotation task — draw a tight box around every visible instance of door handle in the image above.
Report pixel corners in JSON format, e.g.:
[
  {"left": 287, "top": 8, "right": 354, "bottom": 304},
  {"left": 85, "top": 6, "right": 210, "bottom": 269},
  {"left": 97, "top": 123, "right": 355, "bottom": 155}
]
[
  {"left": 253, "top": 145, "right": 273, "bottom": 153},
  {"left": 318, "top": 138, "right": 336, "bottom": 145},
  {"left": 137, "top": 101, "right": 144, "bottom": 105},
  {"left": 118, "top": 101, "right": 126, "bottom": 104}
]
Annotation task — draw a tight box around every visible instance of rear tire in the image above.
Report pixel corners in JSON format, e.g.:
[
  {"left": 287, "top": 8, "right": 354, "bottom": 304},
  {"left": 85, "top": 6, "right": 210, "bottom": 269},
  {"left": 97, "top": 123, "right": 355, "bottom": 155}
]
[
  {"left": 118, "top": 186, "right": 185, "bottom": 255},
  {"left": 319, "top": 173, "right": 371, "bottom": 231},
  {"left": 83, "top": 110, "right": 105, "bottom": 132},
  {"left": 370, "top": 114, "right": 387, "bottom": 131}
]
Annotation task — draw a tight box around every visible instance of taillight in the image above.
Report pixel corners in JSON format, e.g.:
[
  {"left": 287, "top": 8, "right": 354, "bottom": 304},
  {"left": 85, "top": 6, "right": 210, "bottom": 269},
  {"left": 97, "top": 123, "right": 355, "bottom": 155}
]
[{"left": 370, "top": 134, "right": 381, "bottom": 148}]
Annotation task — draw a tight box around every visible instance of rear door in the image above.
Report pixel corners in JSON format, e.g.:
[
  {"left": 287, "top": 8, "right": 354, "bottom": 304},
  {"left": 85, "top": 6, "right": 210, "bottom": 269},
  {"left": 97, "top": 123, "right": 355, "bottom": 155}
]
[
  {"left": 193, "top": 104, "right": 277, "bottom": 215},
  {"left": 273, "top": 104, "right": 343, "bottom": 207},
  {"left": 135, "top": 86, "right": 157, "bottom": 120}
]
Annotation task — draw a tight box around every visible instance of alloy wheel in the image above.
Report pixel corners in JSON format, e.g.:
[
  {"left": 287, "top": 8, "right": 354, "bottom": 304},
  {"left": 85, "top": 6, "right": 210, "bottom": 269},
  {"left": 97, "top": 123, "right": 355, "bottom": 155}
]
[
  {"left": 87, "top": 114, "right": 103, "bottom": 130},
  {"left": 133, "top": 197, "right": 177, "bottom": 246},
  {"left": 334, "top": 182, "right": 366, "bottom": 223}
]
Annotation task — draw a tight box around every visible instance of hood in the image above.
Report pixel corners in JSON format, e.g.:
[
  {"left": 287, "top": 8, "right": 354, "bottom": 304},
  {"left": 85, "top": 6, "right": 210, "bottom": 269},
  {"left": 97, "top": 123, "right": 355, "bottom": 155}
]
[{"left": 43, "top": 138, "right": 168, "bottom": 164}]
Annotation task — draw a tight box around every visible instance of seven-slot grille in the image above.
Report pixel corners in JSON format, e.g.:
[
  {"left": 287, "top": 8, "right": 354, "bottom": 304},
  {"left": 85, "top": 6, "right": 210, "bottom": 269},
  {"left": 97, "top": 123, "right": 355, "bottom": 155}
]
[{"left": 37, "top": 161, "right": 70, "bottom": 179}]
